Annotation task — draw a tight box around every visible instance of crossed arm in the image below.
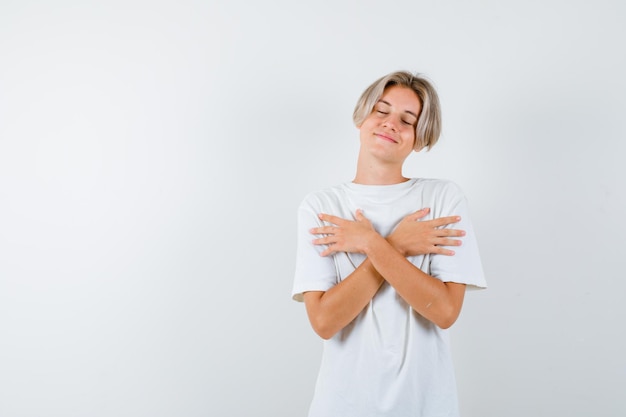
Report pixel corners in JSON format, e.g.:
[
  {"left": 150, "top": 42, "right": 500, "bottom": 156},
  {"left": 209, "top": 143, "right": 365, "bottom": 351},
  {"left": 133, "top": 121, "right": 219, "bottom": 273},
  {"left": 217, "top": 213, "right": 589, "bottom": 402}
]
[{"left": 303, "top": 208, "right": 467, "bottom": 339}]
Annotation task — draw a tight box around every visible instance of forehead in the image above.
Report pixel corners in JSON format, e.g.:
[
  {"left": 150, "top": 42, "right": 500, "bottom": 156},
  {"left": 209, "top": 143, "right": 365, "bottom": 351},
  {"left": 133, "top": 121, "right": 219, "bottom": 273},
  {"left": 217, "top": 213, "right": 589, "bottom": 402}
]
[{"left": 378, "top": 85, "right": 421, "bottom": 114}]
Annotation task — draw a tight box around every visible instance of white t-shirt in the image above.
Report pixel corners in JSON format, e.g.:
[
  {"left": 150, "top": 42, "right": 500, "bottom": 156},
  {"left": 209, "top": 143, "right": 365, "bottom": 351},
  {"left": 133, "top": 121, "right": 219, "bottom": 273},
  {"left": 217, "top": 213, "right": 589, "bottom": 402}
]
[{"left": 292, "top": 178, "right": 487, "bottom": 417}]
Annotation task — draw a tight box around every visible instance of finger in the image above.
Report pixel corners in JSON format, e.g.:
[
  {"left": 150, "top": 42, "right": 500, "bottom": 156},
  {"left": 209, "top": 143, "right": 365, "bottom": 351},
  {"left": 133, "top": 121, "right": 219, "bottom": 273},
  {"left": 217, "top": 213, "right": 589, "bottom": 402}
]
[
  {"left": 319, "top": 246, "right": 335, "bottom": 257},
  {"left": 408, "top": 207, "right": 430, "bottom": 221},
  {"left": 435, "top": 238, "right": 463, "bottom": 247},
  {"left": 312, "top": 236, "right": 336, "bottom": 245},
  {"left": 437, "top": 228, "right": 466, "bottom": 238},
  {"left": 318, "top": 213, "right": 345, "bottom": 225},
  {"left": 428, "top": 216, "right": 462, "bottom": 228},
  {"left": 354, "top": 209, "right": 369, "bottom": 221},
  {"left": 310, "top": 226, "right": 337, "bottom": 235},
  {"left": 434, "top": 247, "right": 456, "bottom": 256}
]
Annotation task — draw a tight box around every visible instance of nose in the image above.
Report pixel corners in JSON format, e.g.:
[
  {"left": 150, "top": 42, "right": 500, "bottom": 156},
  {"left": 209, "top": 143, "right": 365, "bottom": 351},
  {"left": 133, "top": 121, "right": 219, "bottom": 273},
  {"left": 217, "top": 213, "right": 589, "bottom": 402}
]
[{"left": 382, "top": 114, "right": 400, "bottom": 132}]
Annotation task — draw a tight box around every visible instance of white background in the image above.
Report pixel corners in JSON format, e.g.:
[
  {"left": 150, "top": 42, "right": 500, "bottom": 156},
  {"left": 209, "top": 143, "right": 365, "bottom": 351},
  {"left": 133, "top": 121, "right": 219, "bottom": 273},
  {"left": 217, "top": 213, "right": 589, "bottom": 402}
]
[{"left": 1, "top": 1, "right": 625, "bottom": 416}]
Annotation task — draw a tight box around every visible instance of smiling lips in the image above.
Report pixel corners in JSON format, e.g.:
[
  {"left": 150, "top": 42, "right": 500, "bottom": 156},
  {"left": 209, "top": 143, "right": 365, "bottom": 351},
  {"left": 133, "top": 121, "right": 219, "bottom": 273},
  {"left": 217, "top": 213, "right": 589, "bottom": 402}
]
[{"left": 374, "top": 132, "right": 398, "bottom": 143}]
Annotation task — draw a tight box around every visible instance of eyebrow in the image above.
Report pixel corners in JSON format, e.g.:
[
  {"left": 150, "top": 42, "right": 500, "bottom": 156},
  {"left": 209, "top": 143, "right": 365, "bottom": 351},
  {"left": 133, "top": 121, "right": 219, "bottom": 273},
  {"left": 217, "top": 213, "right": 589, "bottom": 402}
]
[{"left": 378, "top": 99, "right": 418, "bottom": 119}]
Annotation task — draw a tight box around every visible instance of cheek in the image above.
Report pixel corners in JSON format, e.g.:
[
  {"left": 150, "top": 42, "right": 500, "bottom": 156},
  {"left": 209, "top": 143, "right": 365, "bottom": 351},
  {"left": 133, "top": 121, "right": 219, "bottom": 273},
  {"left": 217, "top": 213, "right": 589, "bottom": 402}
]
[
  {"left": 359, "top": 117, "right": 376, "bottom": 131},
  {"left": 402, "top": 128, "right": 416, "bottom": 142}
]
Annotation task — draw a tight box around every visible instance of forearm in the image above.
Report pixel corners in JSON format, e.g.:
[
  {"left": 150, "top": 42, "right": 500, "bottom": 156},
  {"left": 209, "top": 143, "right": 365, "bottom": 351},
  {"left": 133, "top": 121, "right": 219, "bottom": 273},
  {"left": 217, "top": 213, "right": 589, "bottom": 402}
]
[
  {"left": 364, "top": 234, "right": 464, "bottom": 328},
  {"left": 307, "top": 209, "right": 465, "bottom": 332},
  {"left": 304, "top": 259, "right": 384, "bottom": 339}
]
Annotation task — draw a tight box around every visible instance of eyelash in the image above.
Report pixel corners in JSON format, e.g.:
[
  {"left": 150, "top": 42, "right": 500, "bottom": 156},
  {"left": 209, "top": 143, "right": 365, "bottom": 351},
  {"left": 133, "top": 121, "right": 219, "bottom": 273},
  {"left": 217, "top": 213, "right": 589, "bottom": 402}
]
[{"left": 376, "top": 110, "right": 413, "bottom": 126}]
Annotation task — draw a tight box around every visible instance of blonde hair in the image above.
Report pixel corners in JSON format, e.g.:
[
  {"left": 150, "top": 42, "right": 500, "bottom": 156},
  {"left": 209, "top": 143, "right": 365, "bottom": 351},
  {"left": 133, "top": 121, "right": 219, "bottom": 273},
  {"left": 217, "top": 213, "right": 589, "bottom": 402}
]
[{"left": 353, "top": 71, "right": 442, "bottom": 151}]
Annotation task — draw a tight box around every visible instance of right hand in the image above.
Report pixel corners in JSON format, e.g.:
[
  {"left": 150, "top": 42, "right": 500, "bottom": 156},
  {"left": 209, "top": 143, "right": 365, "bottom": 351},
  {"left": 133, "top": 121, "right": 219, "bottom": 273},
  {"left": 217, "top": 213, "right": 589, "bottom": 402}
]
[
  {"left": 310, "top": 210, "right": 380, "bottom": 257},
  {"left": 387, "top": 208, "right": 465, "bottom": 256}
]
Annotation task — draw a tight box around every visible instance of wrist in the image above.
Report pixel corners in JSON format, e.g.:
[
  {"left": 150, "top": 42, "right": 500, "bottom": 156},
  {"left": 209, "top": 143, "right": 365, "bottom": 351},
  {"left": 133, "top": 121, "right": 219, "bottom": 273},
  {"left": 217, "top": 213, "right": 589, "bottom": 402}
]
[
  {"left": 363, "top": 231, "right": 388, "bottom": 257},
  {"left": 386, "top": 235, "right": 407, "bottom": 256}
]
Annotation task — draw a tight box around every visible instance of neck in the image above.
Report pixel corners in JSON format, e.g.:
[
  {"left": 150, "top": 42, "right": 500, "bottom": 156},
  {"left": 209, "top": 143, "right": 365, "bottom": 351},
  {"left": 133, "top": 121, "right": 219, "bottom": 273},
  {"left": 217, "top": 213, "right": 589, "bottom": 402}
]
[
  {"left": 353, "top": 146, "right": 409, "bottom": 185},
  {"left": 353, "top": 162, "right": 408, "bottom": 185}
]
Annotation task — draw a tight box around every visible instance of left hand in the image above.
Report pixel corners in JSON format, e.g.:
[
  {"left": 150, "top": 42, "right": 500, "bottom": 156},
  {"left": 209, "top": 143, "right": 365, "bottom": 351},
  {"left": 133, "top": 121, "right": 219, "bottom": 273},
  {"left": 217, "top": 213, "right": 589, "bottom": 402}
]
[
  {"left": 387, "top": 208, "right": 464, "bottom": 257},
  {"left": 310, "top": 210, "right": 379, "bottom": 257}
]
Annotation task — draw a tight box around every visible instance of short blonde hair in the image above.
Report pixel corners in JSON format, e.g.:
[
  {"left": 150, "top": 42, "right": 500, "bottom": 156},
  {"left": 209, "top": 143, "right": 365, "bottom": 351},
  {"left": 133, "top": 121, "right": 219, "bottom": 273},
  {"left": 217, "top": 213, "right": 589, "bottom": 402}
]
[{"left": 353, "top": 71, "right": 442, "bottom": 151}]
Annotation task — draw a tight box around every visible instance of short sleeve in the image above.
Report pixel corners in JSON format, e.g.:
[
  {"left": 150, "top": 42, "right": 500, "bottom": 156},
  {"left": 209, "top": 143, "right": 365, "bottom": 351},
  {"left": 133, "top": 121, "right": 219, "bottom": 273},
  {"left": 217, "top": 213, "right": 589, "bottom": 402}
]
[
  {"left": 291, "top": 201, "right": 340, "bottom": 302},
  {"left": 428, "top": 182, "right": 487, "bottom": 290}
]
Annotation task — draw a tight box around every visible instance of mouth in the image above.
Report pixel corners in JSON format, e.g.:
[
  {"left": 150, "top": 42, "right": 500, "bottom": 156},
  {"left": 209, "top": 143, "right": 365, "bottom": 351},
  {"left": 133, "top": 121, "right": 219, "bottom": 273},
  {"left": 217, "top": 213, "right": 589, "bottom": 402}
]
[{"left": 374, "top": 133, "right": 398, "bottom": 143}]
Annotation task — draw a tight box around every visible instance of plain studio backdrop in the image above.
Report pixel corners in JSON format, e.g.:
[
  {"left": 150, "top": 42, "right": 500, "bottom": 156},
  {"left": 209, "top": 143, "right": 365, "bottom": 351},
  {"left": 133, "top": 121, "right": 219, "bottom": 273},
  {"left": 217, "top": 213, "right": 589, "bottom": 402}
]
[{"left": 1, "top": 0, "right": 625, "bottom": 416}]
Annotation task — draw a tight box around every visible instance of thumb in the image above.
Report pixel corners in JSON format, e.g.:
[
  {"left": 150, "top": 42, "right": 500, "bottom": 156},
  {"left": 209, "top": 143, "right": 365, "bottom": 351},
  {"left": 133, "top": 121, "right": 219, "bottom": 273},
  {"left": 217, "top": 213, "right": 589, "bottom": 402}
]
[{"left": 409, "top": 207, "right": 430, "bottom": 221}]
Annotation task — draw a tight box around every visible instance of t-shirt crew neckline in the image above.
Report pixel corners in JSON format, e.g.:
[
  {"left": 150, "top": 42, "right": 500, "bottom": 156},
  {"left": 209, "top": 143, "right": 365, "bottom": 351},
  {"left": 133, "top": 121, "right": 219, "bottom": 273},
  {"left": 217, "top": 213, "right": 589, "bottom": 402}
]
[{"left": 345, "top": 178, "right": 419, "bottom": 199}]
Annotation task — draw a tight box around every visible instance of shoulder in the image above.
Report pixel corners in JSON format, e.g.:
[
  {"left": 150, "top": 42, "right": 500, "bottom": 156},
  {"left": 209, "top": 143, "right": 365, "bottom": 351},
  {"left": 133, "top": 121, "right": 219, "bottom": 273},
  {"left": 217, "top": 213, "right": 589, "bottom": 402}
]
[
  {"left": 411, "top": 179, "right": 468, "bottom": 216},
  {"left": 414, "top": 178, "right": 465, "bottom": 198},
  {"left": 298, "top": 183, "right": 348, "bottom": 212}
]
